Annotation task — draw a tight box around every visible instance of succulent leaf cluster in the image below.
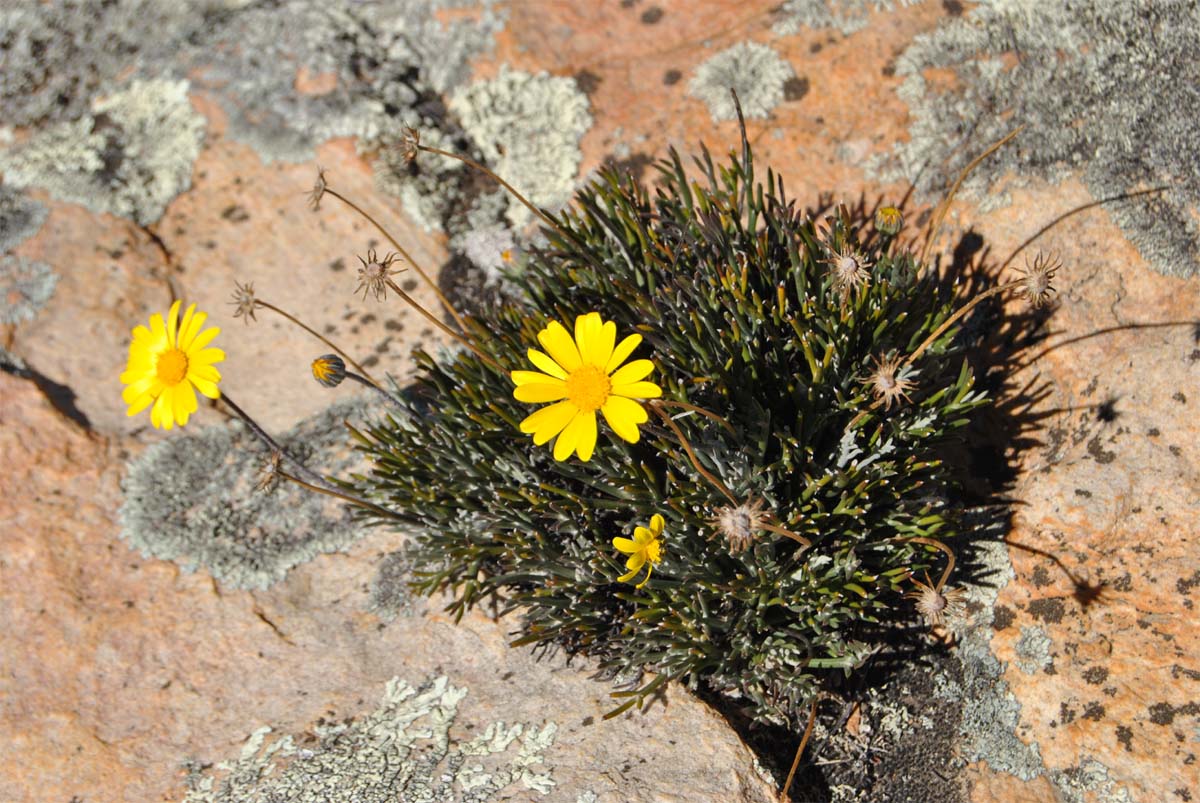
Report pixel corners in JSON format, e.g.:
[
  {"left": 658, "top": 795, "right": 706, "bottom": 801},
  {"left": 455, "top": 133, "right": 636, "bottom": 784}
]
[{"left": 349, "top": 133, "right": 987, "bottom": 728}]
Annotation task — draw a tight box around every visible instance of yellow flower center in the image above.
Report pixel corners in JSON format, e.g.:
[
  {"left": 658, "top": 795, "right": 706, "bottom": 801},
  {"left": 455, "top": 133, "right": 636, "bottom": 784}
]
[
  {"left": 645, "top": 540, "right": 662, "bottom": 564},
  {"left": 156, "top": 348, "right": 189, "bottom": 386},
  {"left": 565, "top": 364, "right": 611, "bottom": 413}
]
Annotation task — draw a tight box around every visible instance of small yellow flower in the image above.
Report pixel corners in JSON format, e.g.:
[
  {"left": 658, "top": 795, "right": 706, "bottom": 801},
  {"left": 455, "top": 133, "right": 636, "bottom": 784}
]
[
  {"left": 874, "top": 205, "right": 903, "bottom": 236},
  {"left": 311, "top": 354, "right": 347, "bottom": 388},
  {"left": 511, "top": 312, "right": 661, "bottom": 462},
  {"left": 120, "top": 300, "right": 224, "bottom": 430},
  {"left": 613, "top": 513, "right": 665, "bottom": 588}
]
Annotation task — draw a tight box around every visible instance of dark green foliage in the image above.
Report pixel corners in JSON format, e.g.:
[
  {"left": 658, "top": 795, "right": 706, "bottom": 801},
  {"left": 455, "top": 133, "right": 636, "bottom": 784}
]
[{"left": 350, "top": 132, "right": 987, "bottom": 728}]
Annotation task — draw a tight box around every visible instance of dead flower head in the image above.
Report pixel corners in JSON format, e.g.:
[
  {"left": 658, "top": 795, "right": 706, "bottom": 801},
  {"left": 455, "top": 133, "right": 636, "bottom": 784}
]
[
  {"left": 823, "top": 244, "right": 872, "bottom": 296},
  {"left": 398, "top": 125, "right": 421, "bottom": 164},
  {"left": 229, "top": 280, "right": 258, "bottom": 324},
  {"left": 865, "top": 352, "right": 916, "bottom": 410},
  {"left": 1013, "top": 252, "right": 1059, "bottom": 308},
  {"left": 355, "top": 249, "right": 404, "bottom": 301},
  {"left": 307, "top": 166, "right": 328, "bottom": 211},
  {"left": 254, "top": 450, "right": 283, "bottom": 494},
  {"left": 904, "top": 572, "right": 967, "bottom": 628},
  {"left": 709, "top": 498, "right": 768, "bottom": 555}
]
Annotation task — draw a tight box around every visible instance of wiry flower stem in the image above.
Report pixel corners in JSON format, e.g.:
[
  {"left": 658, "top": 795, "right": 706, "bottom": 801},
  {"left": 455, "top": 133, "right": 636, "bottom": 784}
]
[
  {"left": 323, "top": 186, "right": 469, "bottom": 332},
  {"left": 418, "top": 144, "right": 569, "bottom": 239},
  {"left": 654, "top": 399, "right": 736, "bottom": 436},
  {"left": 253, "top": 299, "right": 377, "bottom": 385},
  {"left": 779, "top": 696, "right": 819, "bottom": 803},
  {"left": 218, "top": 392, "right": 335, "bottom": 492},
  {"left": 649, "top": 402, "right": 737, "bottom": 505},
  {"left": 343, "top": 370, "right": 405, "bottom": 408},
  {"left": 760, "top": 521, "right": 812, "bottom": 550},
  {"left": 902, "top": 280, "right": 1020, "bottom": 367},
  {"left": 920, "top": 126, "right": 1025, "bottom": 267},
  {"left": 384, "top": 278, "right": 503, "bottom": 371},
  {"left": 277, "top": 469, "right": 400, "bottom": 520},
  {"left": 902, "top": 536, "right": 957, "bottom": 592}
]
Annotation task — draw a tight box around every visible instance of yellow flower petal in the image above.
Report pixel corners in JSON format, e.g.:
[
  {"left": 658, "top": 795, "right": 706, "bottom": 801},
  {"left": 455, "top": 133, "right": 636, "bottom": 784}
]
[
  {"left": 633, "top": 526, "right": 653, "bottom": 543},
  {"left": 191, "top": 347, "right": 225, "bottom": 367},
  {"left": 514, "top": 383, "right": 569, "bottom": 404},
  {"left": 166, "top": 300, "right": 183, "bottom": 347},
  {"left": 608, "top": 359, "right": 655, "bottom": 386},
  {"left": 526, "top": 348, "right": 567, "bottom": 379},
  {"left": 611, "top": 380, "right": 662, "bottom": 399},
  {"left": 511, "top": 370, "right": 565, "bottom": 387},
  {"left": 605, "top": 333, "right": 642, "bottom": 374},
  {"left": 612, "top": 536, "right": 639, "bottom": 553},
  {"left": 191, "top": 376, "right": 221, "bottom": 399},
  {"left": 600, "top": 396, "right": 647, "bottom": 443},
  {"left": 635, "top": 564, "right": 653, "bottom": 588},
  {"left": 588, "top": 320, "right": 617, "bottom": 369},
  {"left": 553, "top": 410, "right": 595, "bottom": 461},
  {"left": 188, "top": 323, "right": 221, "bottom": 353},
  {"left": 650, "top": 514, "right": 665, "bottom": 535},
  {"left": 573, "top": 312, "right": 601, "bottom": 364},
  {"left": 617, "top": 566, "right": 642, "bottom": 584},
  {"left": 519, "top": 400, "right": 577, "bottom": 445},
  {"left": 537, "top": 320, "right": 581, "bottom": 372},
  {"left": 125, "top": 391, "right": 155, "bottom": 417},
  {"left": 178, "top": 308, "right": 206, "bottom": 349},
  {"left": 624, "top": 552, "right": 646, "bottom": 572},
  {"left": 573, "top": 408, "right": 598, "bottom": 461}
]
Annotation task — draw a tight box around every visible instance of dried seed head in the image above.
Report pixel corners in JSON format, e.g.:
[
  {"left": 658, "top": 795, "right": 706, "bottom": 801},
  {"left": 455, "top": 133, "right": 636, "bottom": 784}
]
[
  {"left": 355, "top": 249, "right": 403, "bottom": 301},
  {"left": 229, "top": 280, "right": 258, "bottom": 324},
  {"left": 874, "top": 205, "right": 903, "bottom": 236},
  {"left": 904, "top": 573, "right": 967, "bottom": 628},
  {"left": 823, "top": 244, "right": 872, "bottom": 296},
  {"left": 311, "top": 354, "right": 347, "bottom": 388},
  {"left": 865, "top": 352, "right": 916, "bottom": 410},
  {"left": 307, "top": 166, "right": 328, "bottom": 211},
  {"left": 1014, "top": 252, "right": 1059, "bottom": 308},
  {"left": 709, "top": 498, "right": 768, "bottom": 555},
  {"left": 398, "top": 126, "right": 421, "bottom": 164},
  {"left": 255, "top": 450, "right": 283, "bottom": 494}
]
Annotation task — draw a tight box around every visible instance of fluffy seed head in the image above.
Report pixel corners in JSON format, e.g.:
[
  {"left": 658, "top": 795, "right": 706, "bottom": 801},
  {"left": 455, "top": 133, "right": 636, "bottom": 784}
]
[
  {"left": 905, "top": 573, "right": 967, "bottom": 628},
  {"left": 307, "top": 166, "right": 328, "bottom": 211},
  {"left": 709, "top": 498, "right": 768, "bottom": 555},
  {"left": 866, "top": 352, "right": 916, "bottom": 410},
  {"left": 824, "top": 244, "right": 872, "bottom": 296},
  {"left": 1014, "top": 252, "right": 1060, "bottom": 308},
  {"left": 355, "top": 249, "right": 403, "bottom": 301},
  {"left": 229, "top": 280, "right": 258, "bottom": 324}
]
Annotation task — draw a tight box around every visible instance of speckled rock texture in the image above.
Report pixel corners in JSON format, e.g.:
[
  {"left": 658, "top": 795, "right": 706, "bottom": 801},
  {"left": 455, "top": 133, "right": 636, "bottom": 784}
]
[{"left": 1, "top": 1, "right": 1197, "bottom": 801}]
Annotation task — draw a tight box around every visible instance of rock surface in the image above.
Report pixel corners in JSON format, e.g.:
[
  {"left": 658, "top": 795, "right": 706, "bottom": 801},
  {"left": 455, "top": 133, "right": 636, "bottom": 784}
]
[{"left": 1, "top": 1, "right": 1197, "bottom": 802}]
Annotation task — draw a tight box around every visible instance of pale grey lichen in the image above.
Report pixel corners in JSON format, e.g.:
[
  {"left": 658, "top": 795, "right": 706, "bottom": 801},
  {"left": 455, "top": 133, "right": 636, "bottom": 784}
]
[
  {"left": 772, "top": 0, "right": 919, "bottom": 36},
  {"left": 0, "top": 255, "right": 59, "bottom": 325},
  {"left": 0, "top": 187, "right": 48, "bottom": 254},
  {"left": 0, "top": 0, "right": 222, "bottom": 128},
  {"left": 449, "top": 67, "right": 592, "bottom": 229},
  {"left": 119, "top": 398, "right": 372, "bottom": 590},
  {"left": 934, "top": 530, "right": 1046, "bottom": 780},
  {"left": 184, "top": 675, "right": 558, "bottom": 802},
  {"left": 0, "top": 78, "right": 204, "bottom": 225},
  {"left": 369, "top": 549, "right": 413, "bottom": 622},
  {"left": 374, "top": 126, "right": 466, "bottom": 233},
  {"left": 1014, "top": 625, "right": 1053, "bottom": 675},
  {"left": 872, "top": 1, "right": 1200, "bottom": 277},
  {"left": 687, "top": 42, "right": 795, "bottom": 122}
]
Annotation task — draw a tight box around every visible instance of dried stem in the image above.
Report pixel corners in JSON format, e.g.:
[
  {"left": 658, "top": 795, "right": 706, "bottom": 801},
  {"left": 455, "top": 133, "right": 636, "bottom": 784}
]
[
  {"left": 344, "top": 370, "right": 405, "bottom": 408},
  {"left": 654, "top": 398, "right": 736, "bottom": 436},
  {"left": 902, "top": 280, "right": 1021, "bottom": 367},
  {"left": 920, "top": 126, "right": 1025, "bottom": 267},
  {"left": 761, "top": 521, "right": 812, "bottom": 550},
  {"left": 254, "top": 299, "right": 377, "bottom": 384},
  {"left": 902, "top": 536, "right": 957, "bottom": 592},
  {"left": 650, "top": 402, "right": 737, "bottom": 505},
  {"left": 384, "top": 278, "right": 503, "bottom": 371},
  {"left": 218, "top": 392, "right": 334, "bottom": 491},
  {"left": 278, "top": 469, "right": 400, "bottom": 521},
  {"left": 779, "top": 696, "right": 819, "bottom": 803},
  {"left": 323, "top": 186, "right": 468, "bottom": 332},
  {"left": 418, "top": 144, "right": 568, "bottom": 238}
]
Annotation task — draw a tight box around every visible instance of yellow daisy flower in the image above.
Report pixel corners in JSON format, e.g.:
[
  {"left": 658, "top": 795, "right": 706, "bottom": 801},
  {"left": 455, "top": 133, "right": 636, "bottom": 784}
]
[
  {"left": 120, "top": 300, "right": 224, "bottom": 430},
  {"left": 511, "top": 312, "right": 661, "bottom": 462},
  {"left": 613, "top": 513, "right": 665, "bottom": 588}
]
